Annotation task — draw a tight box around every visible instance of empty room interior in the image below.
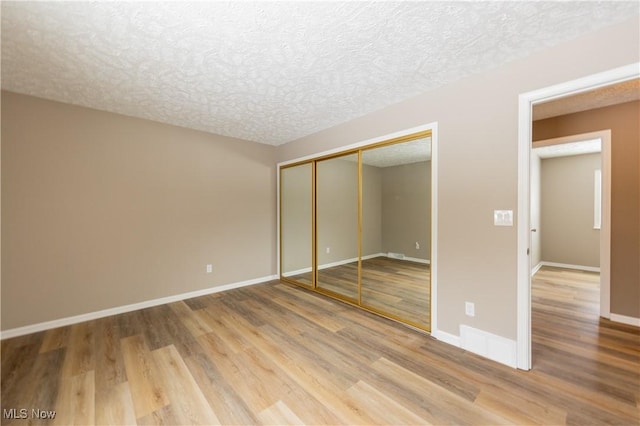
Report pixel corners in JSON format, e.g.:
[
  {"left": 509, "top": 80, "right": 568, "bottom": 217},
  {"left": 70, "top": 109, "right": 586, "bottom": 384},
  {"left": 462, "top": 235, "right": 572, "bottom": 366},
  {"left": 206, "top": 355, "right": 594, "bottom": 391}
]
[{"left": 1, "top": 2, "right": 639, "bottom": 426}]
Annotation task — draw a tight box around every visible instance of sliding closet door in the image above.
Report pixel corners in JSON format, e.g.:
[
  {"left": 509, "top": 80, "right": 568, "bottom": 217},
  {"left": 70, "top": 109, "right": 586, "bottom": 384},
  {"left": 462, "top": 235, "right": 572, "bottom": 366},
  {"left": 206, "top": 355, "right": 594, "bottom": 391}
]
[
  {"left": 360, "top": 137, "right": 432, "bottom": 329},
  {"left": 316, "top": 153, "right": 359, "bottom": 302},
  {"left": 279, "top": 130, "right": 433, "bottom": 332}
]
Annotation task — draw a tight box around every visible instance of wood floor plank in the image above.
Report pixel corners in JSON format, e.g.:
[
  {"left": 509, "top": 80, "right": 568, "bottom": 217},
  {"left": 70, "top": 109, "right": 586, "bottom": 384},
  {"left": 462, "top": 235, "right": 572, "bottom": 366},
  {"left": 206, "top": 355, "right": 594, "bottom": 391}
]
[
  {"left": 241, "top": 298, "right": 308, "bottom": 336},
  {"left": 346, "top": 380, "right": 430, "bottom": 425},
  {"left": 95, "top": 381, "right": 136, "bottom": 426},
  {"left": 474, "top": 388, "right": 567, "bottom": 425},
  {"left": 271, "top": 295, "right": 346, "bottom": 333},
  {"left": 184, "top": 352, "right": 260, "bottom": 426},
  {"left": 1, "top": 339, "right": 42, "bottom": 414},
  {"left": 371, "top": 357, "right": 511, "bottom": 425},
  {"left": 151, "top": 345, "right": 220, "bottom": 425},
  {"left": 120, "top": 335, "right": 169, "bottom": 419},
  {"left": 136, "top": 406, "right": 181, "bottom": 426},
  {"left": 197, "top": 306, "right": 253, "bottom": 354},
  {"left": 60, "top": 321, "right": 95, "bottom": 378},
  {"left": 207, "top": 304, "right": 378, "bottom": 424},
  {"left": 39, "top": 327, "right": 69, "bottom": 354},
  {"left": 258, "top": 400, "right": 305, "bottom": 426},
  {"left": 53, "top": 370, "right": 95, "bottom": 426},
  {"left": 94, "top": 316, "right": 127, "bottom": 391},
  {"left": 167, "top": 301, "right": 212, "bottom": 338}
]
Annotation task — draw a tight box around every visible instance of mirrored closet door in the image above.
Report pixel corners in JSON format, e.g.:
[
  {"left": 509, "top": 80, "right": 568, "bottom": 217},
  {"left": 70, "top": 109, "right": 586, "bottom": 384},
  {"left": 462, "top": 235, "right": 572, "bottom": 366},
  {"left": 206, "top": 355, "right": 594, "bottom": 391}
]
[
  {"left": 316, "top": 153, "right": 359, "bottom": 302},
  {"left": 361, "top": 137, "right": 431, "bottom": 329},
  {"left": 280, "top": 162, "right": 313, "bottom": 288},
  {"left": 279, "top": 131, "right": 433, "bottom": 331}
]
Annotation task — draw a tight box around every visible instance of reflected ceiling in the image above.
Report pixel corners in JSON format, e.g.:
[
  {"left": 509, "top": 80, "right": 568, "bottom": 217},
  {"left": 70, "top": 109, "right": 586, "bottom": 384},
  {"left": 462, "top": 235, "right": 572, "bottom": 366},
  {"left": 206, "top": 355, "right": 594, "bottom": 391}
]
[{"left": 362, "top": 138, "right": 431, "bottom": 168}]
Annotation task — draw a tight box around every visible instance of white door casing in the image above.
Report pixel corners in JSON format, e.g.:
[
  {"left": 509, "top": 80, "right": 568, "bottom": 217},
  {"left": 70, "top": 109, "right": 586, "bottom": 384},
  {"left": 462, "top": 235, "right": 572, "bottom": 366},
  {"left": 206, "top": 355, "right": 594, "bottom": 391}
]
[{"left": 516, "top": 62, "right": 639, "bottom": 370}]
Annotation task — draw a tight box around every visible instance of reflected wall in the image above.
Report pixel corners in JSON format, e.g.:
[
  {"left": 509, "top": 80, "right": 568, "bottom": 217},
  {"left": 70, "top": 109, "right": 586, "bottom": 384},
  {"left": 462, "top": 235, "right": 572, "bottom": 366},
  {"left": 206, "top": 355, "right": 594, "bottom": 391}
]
[
  {"left": 361, "top": 138, "right": 431, "bottom": 328},
  {"left": 316, "top": 153, "right": 359, "bottom": 300}
]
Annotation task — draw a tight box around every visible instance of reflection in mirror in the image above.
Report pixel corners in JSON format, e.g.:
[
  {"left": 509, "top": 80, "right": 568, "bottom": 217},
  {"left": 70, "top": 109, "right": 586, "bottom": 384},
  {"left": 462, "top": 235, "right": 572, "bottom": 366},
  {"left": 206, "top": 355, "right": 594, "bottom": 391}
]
[
  {"left": 316, "top": 153, "right": 359, "bottom": 301},
  {"left": 361, "top": 137, "right": 431, "bottom": 329},
  {"left": 281, "top": 163, "right": 313, "bottom": 287}
]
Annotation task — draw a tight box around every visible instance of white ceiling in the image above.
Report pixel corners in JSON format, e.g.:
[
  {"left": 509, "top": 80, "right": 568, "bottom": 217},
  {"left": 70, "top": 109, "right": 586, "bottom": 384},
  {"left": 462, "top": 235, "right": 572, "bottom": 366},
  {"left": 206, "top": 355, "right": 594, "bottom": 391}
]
[{"left": 2, "top": 2, "right": 638, "bottom": 146}]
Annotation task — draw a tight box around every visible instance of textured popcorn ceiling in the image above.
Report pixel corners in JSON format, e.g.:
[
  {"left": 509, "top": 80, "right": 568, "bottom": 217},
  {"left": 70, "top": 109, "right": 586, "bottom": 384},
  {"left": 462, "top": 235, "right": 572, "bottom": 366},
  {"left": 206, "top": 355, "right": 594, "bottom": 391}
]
[{"left": 2, "top": 2, "right": 638, "bottom": 146}]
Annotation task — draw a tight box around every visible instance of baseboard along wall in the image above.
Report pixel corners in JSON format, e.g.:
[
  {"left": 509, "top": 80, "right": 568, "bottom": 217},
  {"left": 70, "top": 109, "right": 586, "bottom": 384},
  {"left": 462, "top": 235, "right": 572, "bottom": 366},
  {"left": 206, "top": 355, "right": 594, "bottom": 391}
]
[
  {"left": 432, "top": 326, "right": 517, "bottom": 369},
  {"left": 0, "top": 274, "right": 278, "bottom": 340},
  {"left": 609, "top": 314, "right": 640, "bottom": 327},
  {"left": 532, "top": 261, "right": 600, "bottom": 274}
]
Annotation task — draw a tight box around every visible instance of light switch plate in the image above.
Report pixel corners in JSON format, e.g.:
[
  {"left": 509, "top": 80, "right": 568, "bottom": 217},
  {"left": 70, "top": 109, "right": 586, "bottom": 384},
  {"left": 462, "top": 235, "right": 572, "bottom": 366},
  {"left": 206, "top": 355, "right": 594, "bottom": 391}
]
[{"left": 494, "top": 210, "right": 513, "bottom": 226}]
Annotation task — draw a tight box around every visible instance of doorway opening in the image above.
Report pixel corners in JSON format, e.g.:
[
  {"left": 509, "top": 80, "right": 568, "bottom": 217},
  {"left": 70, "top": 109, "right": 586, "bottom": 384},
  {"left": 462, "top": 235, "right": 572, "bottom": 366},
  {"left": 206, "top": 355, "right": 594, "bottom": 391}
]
[
  {"left": 529, "top": 133, "right": 609, "bottom": 367},
  {"left": 516, "top": 63, "right": 639, "bottom": 370},
  {"left": 531, "top": 132, "right": 610, "bottom": 313}
]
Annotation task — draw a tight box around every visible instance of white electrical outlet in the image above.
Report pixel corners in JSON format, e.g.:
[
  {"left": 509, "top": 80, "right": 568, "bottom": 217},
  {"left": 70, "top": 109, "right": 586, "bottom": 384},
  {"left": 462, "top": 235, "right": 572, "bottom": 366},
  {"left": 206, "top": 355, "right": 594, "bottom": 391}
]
[
  {"left": 206, "top": 264, "right": 213, "bottom": 273},
  {"left": 493, "top": 210, "right": 513, "bottom": 226},
  {"left": 415, "top": 242, "right": 420, "bottom": 250},
  {"left": 465, "top": 302, "right": 475, "bottom": 317},
  {"left": 326, "top": 247, "right": 331, "bottom": 254}
]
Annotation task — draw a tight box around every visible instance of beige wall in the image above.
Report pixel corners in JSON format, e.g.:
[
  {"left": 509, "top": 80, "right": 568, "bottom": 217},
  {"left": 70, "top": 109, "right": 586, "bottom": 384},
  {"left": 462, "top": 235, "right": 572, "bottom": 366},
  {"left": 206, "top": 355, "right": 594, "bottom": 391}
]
[
  {"left": 381, "top": 161, "right": 431, "bottom": 261},
  {"left": 362, "top": 163, "right": 383, "bottom": 258},
  {"left": 1, "top": 91, "right": 277, "bottom": 330},
  {"left": 534, "top": 101, "right": 640, "bottom": 318},
  {"left": 540, "top": 153, "right": 601, "bottom": 268},
  {"left": 277, "top": 17, "right": 640, "bottom": 339}
]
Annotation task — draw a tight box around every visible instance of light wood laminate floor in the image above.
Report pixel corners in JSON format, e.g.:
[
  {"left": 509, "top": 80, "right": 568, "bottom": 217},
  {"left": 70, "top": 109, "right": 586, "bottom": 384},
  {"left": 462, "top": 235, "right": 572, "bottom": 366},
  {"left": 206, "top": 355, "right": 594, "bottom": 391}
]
[{"left": 1, "top": 266, "right": 639, "bottom": 425}]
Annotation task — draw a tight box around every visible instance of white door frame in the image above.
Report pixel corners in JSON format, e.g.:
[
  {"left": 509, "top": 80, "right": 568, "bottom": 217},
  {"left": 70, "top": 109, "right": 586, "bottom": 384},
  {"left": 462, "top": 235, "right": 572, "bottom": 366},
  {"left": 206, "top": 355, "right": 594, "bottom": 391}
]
[{"left": 516, "top": 62, "right": 639, "bottom": 370}]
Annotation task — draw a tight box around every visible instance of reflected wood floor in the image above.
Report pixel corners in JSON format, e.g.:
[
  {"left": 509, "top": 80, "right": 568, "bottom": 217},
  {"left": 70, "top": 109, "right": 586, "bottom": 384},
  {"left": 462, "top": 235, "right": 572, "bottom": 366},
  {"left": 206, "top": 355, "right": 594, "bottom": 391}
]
[
  {"left": 286, "top": 256, "right": 430, "bottom": 329},
  {"left": 1, "top": 267, "right": 639, "bottom": 425}
]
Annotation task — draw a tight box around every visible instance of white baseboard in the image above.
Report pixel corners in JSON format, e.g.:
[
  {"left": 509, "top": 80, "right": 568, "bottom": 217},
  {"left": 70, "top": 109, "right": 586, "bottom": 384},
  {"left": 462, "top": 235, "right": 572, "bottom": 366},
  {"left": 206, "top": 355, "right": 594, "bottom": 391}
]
[
  {"left": 283, "top": 266, "right": 312, "bottom": 277},
  {"left": 0, "top": 274, "right": 278, "bottom": 340},
  {"left": 403, "top": 256, "right": 430, "bottom": 265},
  {"left": 386, "top": 252, "right": 430, "bottom": 264},
  {"left": 460, "top": 325, "right": 517, "bottom": 368},
  {"left": 432, "top": 329, "right": 461, "bottom": 347},
  {"left": 316, "top": 253, "right": 386, "bottom": 271},
  {"left": 531, "top": 262, "right": 543, "bottom": 276},
  {"left": 610, "top": 313, "right": 640, "bottom": 327},
  {"left": 537, "top": 261, "right": 600, "bottom": 273}
]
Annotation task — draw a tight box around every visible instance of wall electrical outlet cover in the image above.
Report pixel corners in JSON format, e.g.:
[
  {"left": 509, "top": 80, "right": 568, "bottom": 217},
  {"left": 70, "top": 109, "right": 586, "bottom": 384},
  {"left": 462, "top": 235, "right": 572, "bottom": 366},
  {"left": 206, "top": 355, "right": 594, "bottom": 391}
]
[
  {"left": 465, "top": 302, "right": 475, "bottom": 317},
  {"left": 493, "top": 210, "right": 513, "bottom": 226}
]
